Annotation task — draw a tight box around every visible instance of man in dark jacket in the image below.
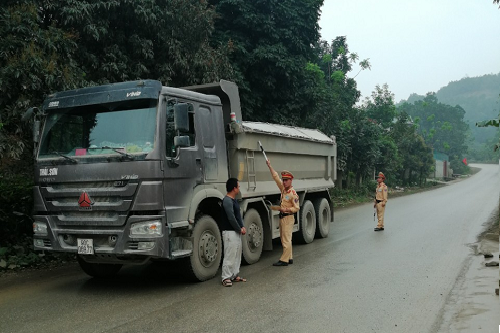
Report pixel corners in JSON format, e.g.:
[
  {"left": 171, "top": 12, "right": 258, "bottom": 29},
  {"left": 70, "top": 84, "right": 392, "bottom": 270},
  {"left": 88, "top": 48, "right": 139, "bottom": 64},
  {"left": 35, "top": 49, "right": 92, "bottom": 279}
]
[{"left": 220, "top": 178, "right": 247, "bottom": 286}]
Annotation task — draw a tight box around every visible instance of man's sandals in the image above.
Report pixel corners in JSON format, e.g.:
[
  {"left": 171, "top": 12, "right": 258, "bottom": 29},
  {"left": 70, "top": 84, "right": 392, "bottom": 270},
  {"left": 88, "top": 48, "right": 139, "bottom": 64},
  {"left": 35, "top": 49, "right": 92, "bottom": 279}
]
[
  {"left": 232, "top": 276, "right": 247, "bottom": 282},
  {"left": 222, "top": 276, "right": 247, "bottom": 287}
]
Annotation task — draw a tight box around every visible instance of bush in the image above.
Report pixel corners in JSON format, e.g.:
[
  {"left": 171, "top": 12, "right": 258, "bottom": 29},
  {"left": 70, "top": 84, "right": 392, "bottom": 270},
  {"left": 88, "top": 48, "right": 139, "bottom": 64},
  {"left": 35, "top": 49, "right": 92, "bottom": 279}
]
[
  {"left": 331, "top": 180, "right": 377, "bottom": 207},
  {"left": 0, "top": 236, "right": 75, "bottom": 271},
  {"left": 0, "top": 173, "right": 34, "bottom": 245}
]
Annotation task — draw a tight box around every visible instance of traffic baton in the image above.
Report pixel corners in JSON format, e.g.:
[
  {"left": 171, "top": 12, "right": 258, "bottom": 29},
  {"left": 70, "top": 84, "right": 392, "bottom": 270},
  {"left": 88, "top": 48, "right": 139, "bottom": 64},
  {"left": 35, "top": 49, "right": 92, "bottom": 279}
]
[{"left": 258, "top": 141, "right": 268, "bottom": 161}]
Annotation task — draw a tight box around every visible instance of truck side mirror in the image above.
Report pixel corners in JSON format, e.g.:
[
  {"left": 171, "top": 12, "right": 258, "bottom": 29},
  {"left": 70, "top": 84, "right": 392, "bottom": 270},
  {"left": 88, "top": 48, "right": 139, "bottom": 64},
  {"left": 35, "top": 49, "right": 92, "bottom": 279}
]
[
  {"left": 174, "top": 135, "right": 190, "bottom": 147},
  {"left": 33, "top": 121, "right": 40, "bottom": 143},
  {"left": 23, "top": 108, "right": 42, "bottom": 143},
  {"left": 22, "top": 107, "right": 37, "bottom": 122},
  {"left": 174, "top": 103, "right": 189, "bottom": 132}
]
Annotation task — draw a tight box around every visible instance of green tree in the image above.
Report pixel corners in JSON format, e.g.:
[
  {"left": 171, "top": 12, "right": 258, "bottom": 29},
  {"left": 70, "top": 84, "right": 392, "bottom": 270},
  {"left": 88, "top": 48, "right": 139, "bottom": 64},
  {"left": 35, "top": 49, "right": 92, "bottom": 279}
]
[
  {"left": 477, "top": 115, "right": 500, "bottom": 151},
  {"left": 1, "top": 0, "right": 234, "bottom": 170},
  {"left": 400, "top": 73, "right": 500, "bottom": 162},
  {"left": 376, "top": 135, "right": 402, "bottom": 185},
  {"left": 361, "top": 84, "right": 402, "bottom": 184},
  {"left": 391, "top": 112, "right": 433, "bottom": 186},
  {"left": 344, "top": 109, "right": 383, "bottom": 187},
  {"left": 48, "top": 0, "right": 234, "bottom": 86},
  {"left": 0, "top": 1, "right": 85, "bottom": 174},
  {"left": 399, "top": 93, "right": 469, "bottom": 173},
  {"left": 363, "top": 83, "right": 397, "bottom": 128},
  {"left": 306, "top": 37, "right": 370, "bottom": 186},
  {"left": 209, "top": 0, "right": 323, "bottom": 124},
  {"left": 0, "top": 1, "right": 88, "bottom": 246}
]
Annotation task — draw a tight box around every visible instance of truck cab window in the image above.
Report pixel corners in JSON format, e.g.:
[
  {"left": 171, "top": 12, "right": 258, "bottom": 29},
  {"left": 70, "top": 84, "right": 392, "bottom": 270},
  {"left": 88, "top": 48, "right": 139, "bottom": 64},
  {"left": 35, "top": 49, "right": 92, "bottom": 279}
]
[
  {"left": 166, "top": 100, "right": 196, "bottom": 158},
  {"left": 38, "top": 100, "right": 157, "bottom": 159}
]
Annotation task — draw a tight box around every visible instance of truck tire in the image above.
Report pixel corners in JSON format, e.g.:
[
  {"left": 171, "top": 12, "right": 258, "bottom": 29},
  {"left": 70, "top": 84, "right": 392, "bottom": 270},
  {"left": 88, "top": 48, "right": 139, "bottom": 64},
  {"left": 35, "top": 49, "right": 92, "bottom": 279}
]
[
  {"left": 182, "top": 215, "right": 222, "bottom": 282},
  {"left": 314, "top": 198, "right": 331, "bottom": 238},
  {"left": 294, "top": 200, "right": 316, "bottom": 244},
  {"left": 77, "top": 255, "right": 122, "bottom": 278},
  {"left": 242, "top": 208, "right": 263, "bottom": 265}
]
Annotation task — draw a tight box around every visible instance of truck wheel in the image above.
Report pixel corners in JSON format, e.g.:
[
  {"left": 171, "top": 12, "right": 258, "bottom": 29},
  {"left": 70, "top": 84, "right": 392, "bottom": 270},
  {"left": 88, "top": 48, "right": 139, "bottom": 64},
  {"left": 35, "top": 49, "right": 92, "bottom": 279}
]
[
  {"left": 314, "top": 198, "right": 331, "bottom": 238},
  {"left": 294, "top": 200, "right": 316, "bottom": 244},
  {"left": 183, "top": 215, "right": 221, "bottom": 282},
  {"left": 77, "top": 255, "right": 122, "bottom": 278},
  {"left": 242, "top": 208, "right": 263, "bottom": 265}
]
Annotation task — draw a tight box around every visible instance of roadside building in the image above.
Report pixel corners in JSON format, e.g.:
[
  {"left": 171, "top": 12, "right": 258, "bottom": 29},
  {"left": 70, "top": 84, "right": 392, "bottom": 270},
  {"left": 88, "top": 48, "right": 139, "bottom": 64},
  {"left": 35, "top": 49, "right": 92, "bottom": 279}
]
[{"left": 431, "top": 152, "right": 453, "bottom": 179}]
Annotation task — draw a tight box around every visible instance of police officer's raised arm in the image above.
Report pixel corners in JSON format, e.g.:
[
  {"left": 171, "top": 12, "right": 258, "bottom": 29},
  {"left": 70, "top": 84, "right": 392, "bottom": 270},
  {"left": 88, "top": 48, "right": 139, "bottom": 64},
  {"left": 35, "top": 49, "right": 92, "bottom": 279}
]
[{"left": 266, "top": 159, "right": 284, "bottom": 191}]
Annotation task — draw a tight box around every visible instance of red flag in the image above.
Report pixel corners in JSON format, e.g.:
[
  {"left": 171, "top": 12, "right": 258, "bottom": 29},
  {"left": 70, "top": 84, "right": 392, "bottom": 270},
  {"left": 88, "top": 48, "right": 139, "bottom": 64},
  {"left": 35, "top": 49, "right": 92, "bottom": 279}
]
[{"left": 462, "top": 158, "right": 467, "bottom": 165}]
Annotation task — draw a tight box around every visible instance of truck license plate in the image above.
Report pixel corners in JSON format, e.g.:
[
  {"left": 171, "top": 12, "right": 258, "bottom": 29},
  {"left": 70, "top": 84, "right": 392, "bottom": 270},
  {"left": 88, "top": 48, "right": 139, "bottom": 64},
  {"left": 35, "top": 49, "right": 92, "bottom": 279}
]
[{"left": 77, "top": 238, "right": 94, "bottom": 255}]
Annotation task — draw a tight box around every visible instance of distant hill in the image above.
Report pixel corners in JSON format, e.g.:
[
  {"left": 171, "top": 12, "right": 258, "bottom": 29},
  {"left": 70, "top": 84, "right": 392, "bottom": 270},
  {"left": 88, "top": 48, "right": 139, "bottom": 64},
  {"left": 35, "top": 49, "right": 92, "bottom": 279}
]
[
  {"left": 436, "top": 73, "right": 500, "bottom": 127},
  {"left": 400, "top": 73, "right": 500, "bottom": 144}
]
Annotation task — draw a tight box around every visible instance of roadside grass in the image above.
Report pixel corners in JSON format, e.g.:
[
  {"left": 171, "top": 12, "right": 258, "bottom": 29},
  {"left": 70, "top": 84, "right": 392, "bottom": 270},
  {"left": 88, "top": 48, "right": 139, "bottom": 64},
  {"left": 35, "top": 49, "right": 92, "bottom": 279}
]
[{"left": 332, "top": 179, "right": 446, "bottom": 208}]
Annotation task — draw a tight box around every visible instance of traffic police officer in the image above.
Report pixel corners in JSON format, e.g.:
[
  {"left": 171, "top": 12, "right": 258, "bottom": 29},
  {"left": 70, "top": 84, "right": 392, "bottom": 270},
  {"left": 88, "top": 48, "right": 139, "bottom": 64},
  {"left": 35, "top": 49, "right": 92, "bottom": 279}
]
[
  {"left": 374, "top": 172, "right": 388, "bottom": 231},
  {"left": 266, "top": 159, "right": 300, "bottom": 266}
]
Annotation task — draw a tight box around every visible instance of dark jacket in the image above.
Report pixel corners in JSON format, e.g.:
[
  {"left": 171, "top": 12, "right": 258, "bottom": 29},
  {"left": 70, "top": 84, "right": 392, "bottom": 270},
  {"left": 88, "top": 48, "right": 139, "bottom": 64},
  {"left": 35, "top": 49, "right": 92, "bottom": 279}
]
[{"left": 220, "top": 196, "right": 244, "bottom": 232}]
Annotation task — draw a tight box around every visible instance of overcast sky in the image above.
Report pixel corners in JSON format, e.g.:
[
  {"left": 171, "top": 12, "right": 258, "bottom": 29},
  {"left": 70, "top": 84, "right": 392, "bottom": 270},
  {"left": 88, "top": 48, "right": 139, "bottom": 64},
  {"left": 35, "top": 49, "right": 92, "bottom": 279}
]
[{"left": 319, "top": 0, "right": 500, "bottom": 103}]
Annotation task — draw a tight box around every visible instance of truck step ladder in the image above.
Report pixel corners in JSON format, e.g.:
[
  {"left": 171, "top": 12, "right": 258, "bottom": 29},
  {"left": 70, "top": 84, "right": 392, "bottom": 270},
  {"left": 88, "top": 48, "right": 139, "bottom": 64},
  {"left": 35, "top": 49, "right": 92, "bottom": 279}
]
[{"left": 246, "top": 149, "right": 257, "bottom": 191}]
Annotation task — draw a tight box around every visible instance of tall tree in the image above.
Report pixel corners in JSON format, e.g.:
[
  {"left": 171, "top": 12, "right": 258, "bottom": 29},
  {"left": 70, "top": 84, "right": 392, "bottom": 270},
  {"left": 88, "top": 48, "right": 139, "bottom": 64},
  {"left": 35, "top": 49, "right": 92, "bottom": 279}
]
[
  {"left": 46, "top": 0, "right": 234, "bottom": 86},
  {"left": 390, "top": 112, "right": 433, "bottom": 186},
  {"left": 363, "top": 83, "right": 397, "bottom": 128},
  {"left": 209, "top": 0, "right": 323, "bottom": 124},
  {"left": 0, "top": 1, "right": 85, "bottom": 173},
  {"left": 399, "top": 93, "right": 469, "bottom": 173},
  {"left": 362, "top": 84, "right": 401, "bottom": 183},
  {"left": 0, "top": 1, "right": 89, "bottom": 244},
  {"left": 307, "top": 37, "right": 369, "bottom": 183},
  {"left": 343, "top": 109, "right": 382, "bottom": 186},
  {"left": 1, "top": 0, "right": 235, "bottom": 170}
]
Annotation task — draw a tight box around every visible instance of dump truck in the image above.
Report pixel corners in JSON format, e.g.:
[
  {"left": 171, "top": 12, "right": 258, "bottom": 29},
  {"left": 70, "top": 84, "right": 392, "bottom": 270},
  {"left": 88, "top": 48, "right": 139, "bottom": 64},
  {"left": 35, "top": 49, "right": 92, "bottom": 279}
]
[{"left": 24, "top": 79, "right": 337, "bottom": 281}]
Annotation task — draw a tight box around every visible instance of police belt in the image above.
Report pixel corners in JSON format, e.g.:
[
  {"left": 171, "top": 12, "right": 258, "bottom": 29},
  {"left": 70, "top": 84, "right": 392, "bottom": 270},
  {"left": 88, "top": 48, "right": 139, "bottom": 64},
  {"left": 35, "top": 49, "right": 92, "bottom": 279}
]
[
  {"left": 375, "top": 199, "right": 383, "bottom": 203},
  {"left": 279, "top": 212, "right": 293, "bottom": 219}
]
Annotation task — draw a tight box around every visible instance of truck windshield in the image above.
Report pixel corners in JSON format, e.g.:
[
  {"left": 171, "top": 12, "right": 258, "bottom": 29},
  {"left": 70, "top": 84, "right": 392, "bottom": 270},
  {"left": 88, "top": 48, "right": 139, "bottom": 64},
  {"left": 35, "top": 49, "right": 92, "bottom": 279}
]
[{"left": 38, "top": 100, "right": 157, "bottom": 159}]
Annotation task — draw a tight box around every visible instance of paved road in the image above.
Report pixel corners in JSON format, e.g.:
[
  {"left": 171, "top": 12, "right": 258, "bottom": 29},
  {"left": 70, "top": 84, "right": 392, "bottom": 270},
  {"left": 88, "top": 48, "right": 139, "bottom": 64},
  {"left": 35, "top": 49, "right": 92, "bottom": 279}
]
[{"left": 0, "top": 164, "right": 498, "bottom": 333}]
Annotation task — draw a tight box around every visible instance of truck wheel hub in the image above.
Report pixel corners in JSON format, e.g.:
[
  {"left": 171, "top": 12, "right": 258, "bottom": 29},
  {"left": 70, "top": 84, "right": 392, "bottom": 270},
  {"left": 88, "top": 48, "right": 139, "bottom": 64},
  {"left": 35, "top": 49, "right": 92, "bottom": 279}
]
[
  {"left": 247, "top": 224, "right": 261, "bottom": 249},
  {"left": 199, "top": 232, "right": 217, "bottom": 263}
]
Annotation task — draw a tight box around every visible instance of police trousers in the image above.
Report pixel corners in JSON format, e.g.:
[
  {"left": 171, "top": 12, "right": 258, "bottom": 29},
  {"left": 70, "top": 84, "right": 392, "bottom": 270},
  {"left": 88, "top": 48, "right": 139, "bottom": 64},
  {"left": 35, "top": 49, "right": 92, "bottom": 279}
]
[
  {"left": 279, "top": 215, "right": 294, "bottom": 262},
  {"left": 376, "top": 202, "right": 386, "bottom": 228}
]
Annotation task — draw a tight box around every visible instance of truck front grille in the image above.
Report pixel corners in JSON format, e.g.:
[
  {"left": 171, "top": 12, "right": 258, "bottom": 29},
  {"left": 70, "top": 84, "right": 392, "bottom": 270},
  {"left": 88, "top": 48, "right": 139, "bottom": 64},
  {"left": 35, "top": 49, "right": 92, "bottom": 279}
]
[{"left": 39, "top": 181, "right": 138, "bottom": 226}]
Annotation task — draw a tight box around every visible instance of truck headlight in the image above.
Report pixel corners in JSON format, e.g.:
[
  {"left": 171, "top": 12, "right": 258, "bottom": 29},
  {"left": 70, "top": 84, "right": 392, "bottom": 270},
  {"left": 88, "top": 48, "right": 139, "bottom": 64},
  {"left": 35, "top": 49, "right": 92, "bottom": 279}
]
[
  {"left": 130, "top": 221, "right": 162, "bottom": 236},
  {"left": 33, "top": 222, "right": 48, "bottom": 235}
]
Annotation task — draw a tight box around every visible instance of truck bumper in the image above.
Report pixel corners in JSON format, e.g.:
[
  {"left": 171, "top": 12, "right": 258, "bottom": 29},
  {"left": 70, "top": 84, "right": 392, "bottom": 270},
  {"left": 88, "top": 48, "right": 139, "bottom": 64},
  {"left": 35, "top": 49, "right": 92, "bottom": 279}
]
[{"left": 32, "top": 215, "right": 172, "bottom": 261}]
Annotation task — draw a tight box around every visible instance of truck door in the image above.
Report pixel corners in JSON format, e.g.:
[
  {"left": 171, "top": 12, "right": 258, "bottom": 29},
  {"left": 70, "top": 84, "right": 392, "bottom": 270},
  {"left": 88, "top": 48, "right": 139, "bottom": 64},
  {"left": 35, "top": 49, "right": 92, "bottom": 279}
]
[
  {"left": 197, "top": 106, "right": 218, "bottom": 181},
  {"left": 163, "top": 100, "right": 202, "bottom": 223}
]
